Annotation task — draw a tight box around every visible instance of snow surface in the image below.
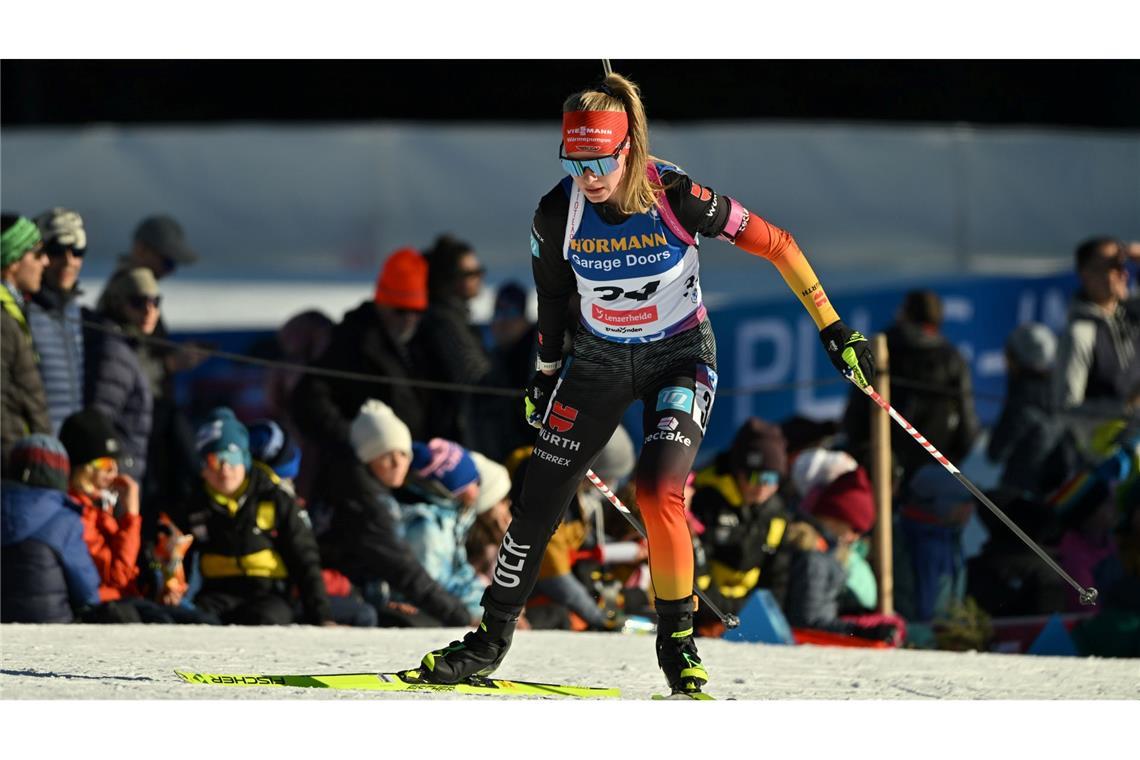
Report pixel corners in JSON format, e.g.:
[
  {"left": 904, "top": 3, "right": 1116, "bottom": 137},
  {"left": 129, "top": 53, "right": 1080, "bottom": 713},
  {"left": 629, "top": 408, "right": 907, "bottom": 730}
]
[{"left": 2, "top": 623, "right": 1137, "bottom": 701}]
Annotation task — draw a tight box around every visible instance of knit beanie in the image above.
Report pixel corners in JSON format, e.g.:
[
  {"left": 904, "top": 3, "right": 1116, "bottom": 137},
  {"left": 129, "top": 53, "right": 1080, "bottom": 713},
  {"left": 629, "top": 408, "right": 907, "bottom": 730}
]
[
  {"left": 791, "top": 447, "right": 858, "bottom": 498},
  {"left": 411, "top": 439, "right": 480, "bottom": 498},
  {"left": 8, "top": 434, "right": 70, "bottom": 491},
  {"left": 810, "top": 467, "right": 876, "bottom": 534},
  {"left": 592, "top": 425, "right": 636, "bottom": 487},
  {"left": 1, "top": 215, "right": 42, "bottom": 268},
  {"left": 471, "top": 451, "right": 511, "bottom": 515},
  {"left": 374, "top": 247, "right": 428, "bottom": 311},
  {"left": 195, "top": 407, "right": 251, "bottom": 469},
  {"left": 729, "top": 418, "right": 788, "bottom": 476},
  {"left": 350, "top": 399, "right": 413, "bottom": 463},
  {"left": 1005, "top": 322, "right": 1057, "bottom": 375},
  {"left": 493, "top": 281, "right": 528, "bottom": 321},
  {"left": 59, "top": 408, "right": 122, "bottom": 468},
  {"left": 247, "top": 419, "right": 301, "bottom": 480}
]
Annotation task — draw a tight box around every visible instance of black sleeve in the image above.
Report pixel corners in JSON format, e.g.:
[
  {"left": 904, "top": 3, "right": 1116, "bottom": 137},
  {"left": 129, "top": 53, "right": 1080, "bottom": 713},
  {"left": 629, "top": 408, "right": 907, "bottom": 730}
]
[
  {"left": 531, "top": 185, "right": 578, "bottom": 364},
  {"left": 660, "top": 169, "right": 732, "bottom": 240},
  {"left": 277, "top": 492, "right": 333, "bottom": 624}
]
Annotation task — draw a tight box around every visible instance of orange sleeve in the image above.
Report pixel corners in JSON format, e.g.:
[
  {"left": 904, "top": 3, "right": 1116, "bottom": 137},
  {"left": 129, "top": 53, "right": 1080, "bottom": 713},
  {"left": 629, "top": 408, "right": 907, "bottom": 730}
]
[
  {"left": 734, "top": 211, "right": 840, "bottom": 330},
  {"left": 104, "top": 512, "right": 142, "bottom": 591}
]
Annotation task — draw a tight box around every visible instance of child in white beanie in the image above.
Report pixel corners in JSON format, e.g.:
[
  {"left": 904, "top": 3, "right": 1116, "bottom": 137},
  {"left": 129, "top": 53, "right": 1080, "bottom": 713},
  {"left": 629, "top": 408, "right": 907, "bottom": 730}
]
[{"left": 351, "top": 399, "right": 413, "bottom": 488}]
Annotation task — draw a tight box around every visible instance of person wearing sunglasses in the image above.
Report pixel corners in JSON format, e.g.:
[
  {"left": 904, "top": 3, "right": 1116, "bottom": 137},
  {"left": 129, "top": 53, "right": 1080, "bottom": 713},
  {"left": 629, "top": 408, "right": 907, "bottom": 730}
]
[
  {"left": 83, "top": 267, "right": 161, "bottom": 485},
  {"left": 1056, "top": 237, "right": 1140, "bottom": 446},
  {"left": 176, "top": 407, "right": 333, "bottom": 627},
  {"left": 27, "top": 208, "right": 91, "bottom": 435},
  {"left": 1, "top": 213, "right": 52, "bottom": 471},
  {"left": 689, "top": 417, "right": 794, "bottom": 628},
  {"left": 414, "top": 73, "right": 875, "bottom": 697}
]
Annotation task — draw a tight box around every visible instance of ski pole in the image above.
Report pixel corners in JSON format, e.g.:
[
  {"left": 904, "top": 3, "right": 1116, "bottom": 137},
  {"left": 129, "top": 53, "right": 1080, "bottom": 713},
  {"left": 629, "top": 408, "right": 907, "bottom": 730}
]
[
  {"left": 845, "top": 372, "right": 1099, "bottom": 606},
  {"left": 585, "top": 468, "right": 742, "bottom": 629}
]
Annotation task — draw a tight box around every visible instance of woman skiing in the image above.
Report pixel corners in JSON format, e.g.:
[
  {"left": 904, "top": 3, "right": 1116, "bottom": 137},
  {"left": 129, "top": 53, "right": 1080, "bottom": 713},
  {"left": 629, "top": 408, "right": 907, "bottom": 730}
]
[{"left": 414, "top": 72, "right": 875, "bottom": 696}]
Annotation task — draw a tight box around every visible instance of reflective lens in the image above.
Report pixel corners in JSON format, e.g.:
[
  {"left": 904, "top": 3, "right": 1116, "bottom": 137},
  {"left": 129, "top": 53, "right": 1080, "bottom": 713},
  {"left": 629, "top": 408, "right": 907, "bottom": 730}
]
[
  {"left": 750, "top": 470, "right": 780, "bottom": 487},
  {"left": 205, "top": 449, "right": 244, "bottom": 470},
  {"left": 560, "top": 154, "right": 622, "bottom": 178},
  {"left": 89, "top": 457, "right": 117, "bottom": 473}
]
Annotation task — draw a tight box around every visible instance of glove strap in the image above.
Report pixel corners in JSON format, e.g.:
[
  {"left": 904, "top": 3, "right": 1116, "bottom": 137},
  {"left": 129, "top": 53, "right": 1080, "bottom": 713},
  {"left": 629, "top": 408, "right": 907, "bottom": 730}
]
[{"left": 535, "top": 357, "right": 562, "bottom": 373}]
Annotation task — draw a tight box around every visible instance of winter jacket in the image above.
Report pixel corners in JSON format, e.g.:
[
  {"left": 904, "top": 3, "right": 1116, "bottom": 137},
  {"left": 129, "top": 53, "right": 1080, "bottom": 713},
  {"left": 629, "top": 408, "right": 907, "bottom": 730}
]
[
  {"left": 411, "top": 295, "right": 491, "bottom": 445},
  {"left": 469, "top": 323, "right": 540, "bottom": 462},
  {"left": 1, "top": 482, "right": 100, "bottom": 622},
  {"left": 1055, "top": 295, "right": 1140, "bottom": 440},
  {"left": 987, "top": 371, "right": 1082, "bottom": 498},
  {"left": 312, "top": 452, "right": 472, "bottom": 626},
  {"left": 175, "top": 463, "right": 332, "bottom": 624},
  {"left": 291, "top": 300, "right": 429, "bottom": 449},
  {"left": 690, "top": 454, "right": 792, "bottom": 604},
  {"left": 1, "top": 285, "right": 51, "bottom": 471},
  {"left": 71, "top": 489, "right": 142, "bottom": 602},
  {"left": 26, "top": 284, "right": 86, "bottom": 434},
  {"left": 394, "top": 488, "right": 487, "bottom": 617},
  {"left": 82, "top": 312, "right": 153, "bottom": 480},
  {"left": 844, "top": 321, "right": 980, "bottom": 484}
]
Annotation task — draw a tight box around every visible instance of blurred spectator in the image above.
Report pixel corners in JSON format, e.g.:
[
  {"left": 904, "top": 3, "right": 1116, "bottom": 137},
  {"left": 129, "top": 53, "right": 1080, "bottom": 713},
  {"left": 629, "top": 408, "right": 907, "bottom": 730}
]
[
  {"left": 291, "top": 248, "right": 431, "bottom": 486},
  {"left": 470, "top": 281, "right": 540, "bottom": 461},
  {"left": 782, "top": 480, "right": 902, "bottom": 644},
  {"left": 691, "top": 418, "right": 793, "bottom": 616},
  {"left": 1056, "top": 482, "right": 1121, "bottom": 613},
  {"left": 98, "top": 215, "right": 204, "bottom": 545},
  {"left": 1, "top": 434, "right": 100, "bottom": 623},
  {"left": 987, "top": 322, "right": 1082, "bottom": 500},
  {"left": 28, "top": 208, "right": 89, "bottom": 434},
  {"left": 414, "top": 234, "right": 491, "bottom": 445},
  {"left": 791, "top": 447, "right": 879, "bottom": 614},
  {"left": 393, "top": 439, "right": 488, "bottom": 619},
  {"left": 1071, "top": 484, "right": 1140, "bottom": 657},
  {"left": 264, "top": 309, "right": 334, "bottom": 500},
  {"left": 311, "top": 399, "right": 473, "bottom": 627},
  {"left": 1054, "top": 238, "right": 1140, "bottom": 445},
  {"left": 1, "top": 213, "right": 51, "bottom": 471},
  {"left": 179, "top": 408, "right": 332, "bottom": 626},
  {"left": 84, "top": 268, "right": 158, "bottom": 484},
  {"left": 60, "top": 407, "right": 215, "bottom": 624},
  {"left": 780, "top": 414, "right": 840, "bottom": 464},
  {"left": 893, "top": 464, "right": 973, "bottom": 623},
  {"left": 843, "top": 290, "right": 980, "bottom": 486}
]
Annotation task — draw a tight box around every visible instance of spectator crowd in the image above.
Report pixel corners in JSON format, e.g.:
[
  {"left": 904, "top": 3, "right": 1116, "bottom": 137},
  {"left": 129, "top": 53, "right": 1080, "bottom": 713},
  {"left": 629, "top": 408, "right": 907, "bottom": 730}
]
[{"left": 2, "top": 209, "right": 1138, "bottom": 657}]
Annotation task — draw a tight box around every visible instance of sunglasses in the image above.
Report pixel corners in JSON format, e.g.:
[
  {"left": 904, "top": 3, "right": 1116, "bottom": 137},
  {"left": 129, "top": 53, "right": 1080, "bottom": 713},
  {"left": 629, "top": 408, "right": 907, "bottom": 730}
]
[
  {"left": 746, "top": 471, "right": 781, "bottom": 487},
  {"left": 46, "top": 242, "right": 86, "bottom": 259},
  {"left": 559, "top": 139, "right": 627, "bottom": 178},
  {"left": 89, "top": 457, "right": 118, "bottom": 473},
  {"left": 128, "top": 294, "right": 162, "bottom": 310},
  {"left": 205, "top": 449, "right": 245, "bottom": 471},
  {"left": 460, "top": 267, "right": 486, "bottom": 279}
]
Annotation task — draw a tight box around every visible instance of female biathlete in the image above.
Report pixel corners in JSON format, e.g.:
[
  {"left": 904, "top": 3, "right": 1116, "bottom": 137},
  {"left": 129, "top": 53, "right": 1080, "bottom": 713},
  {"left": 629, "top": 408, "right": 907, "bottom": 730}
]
[{"left": 415, "top": 73, "right": 876, "bottom": 696}]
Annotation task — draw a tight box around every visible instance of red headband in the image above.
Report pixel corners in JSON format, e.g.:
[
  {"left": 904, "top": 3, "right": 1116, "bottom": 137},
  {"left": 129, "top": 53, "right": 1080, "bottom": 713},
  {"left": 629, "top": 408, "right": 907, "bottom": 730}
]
[{"left": 562, "top": 110, "right": 629, "bottom": 155}]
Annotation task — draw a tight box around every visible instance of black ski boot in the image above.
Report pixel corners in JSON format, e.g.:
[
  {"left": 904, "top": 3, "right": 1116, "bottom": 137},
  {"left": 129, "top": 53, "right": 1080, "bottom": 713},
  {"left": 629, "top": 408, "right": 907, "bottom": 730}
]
[
  {"left": 415, "top": 601, "right": 521, "bottom": 684},
  {"left": 655, "top": 596, "right": 709, "bottom": 695}
]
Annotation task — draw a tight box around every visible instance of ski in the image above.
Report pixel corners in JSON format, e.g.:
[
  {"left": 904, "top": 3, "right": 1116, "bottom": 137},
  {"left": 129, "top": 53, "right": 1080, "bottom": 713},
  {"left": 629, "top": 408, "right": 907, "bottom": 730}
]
[
  {"left": 651, "top": 691, "right": 716, "bottom": 700},
  {"left": 175, "top": 669, "right": 620, "bottom": 699}
]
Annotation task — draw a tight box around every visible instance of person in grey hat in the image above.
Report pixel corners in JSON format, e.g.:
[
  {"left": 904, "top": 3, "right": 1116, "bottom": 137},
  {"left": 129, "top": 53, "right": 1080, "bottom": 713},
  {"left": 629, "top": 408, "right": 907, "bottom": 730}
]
[
  {"left": 988, "top": 322, "right": 1081, "bottom": 500},
  {"left": 27, "top": 208, "right": 91, "bottom": 434},
  {"left": 97, "top": 214, "right": 207, "bottom": 538}
]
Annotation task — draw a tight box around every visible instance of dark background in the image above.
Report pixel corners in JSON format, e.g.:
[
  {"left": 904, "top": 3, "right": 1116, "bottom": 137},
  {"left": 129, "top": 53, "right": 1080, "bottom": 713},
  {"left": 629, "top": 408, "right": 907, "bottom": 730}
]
[{"left": 3, "top": 60, "right": 1138, "bottom": 128}]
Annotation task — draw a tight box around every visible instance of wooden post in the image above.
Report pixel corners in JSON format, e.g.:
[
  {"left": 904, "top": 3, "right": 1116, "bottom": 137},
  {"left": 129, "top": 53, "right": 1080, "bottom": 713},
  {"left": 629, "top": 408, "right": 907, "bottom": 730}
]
[{"left": 869, "top": 333, "right": 894, "bottom": 615}]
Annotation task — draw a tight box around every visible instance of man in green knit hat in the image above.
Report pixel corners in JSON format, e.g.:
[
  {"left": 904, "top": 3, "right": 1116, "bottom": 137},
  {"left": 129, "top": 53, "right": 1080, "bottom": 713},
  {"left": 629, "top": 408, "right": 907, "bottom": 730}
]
[{"left": 1, "top": 213, "right": 52, "bottom": 471}]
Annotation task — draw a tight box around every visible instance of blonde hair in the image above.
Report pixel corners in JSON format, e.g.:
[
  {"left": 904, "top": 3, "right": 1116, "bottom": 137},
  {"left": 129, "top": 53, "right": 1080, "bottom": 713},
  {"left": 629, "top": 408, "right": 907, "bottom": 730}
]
[{"left": 562, "top": 73, "right": 673, "bottom": 216}]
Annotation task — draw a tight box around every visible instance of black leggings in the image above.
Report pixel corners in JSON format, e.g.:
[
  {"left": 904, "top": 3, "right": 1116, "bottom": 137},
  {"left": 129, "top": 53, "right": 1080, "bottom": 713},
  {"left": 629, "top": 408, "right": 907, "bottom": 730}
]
[{"left": 486, "top": 321, "right": 717, "bottom": 612}]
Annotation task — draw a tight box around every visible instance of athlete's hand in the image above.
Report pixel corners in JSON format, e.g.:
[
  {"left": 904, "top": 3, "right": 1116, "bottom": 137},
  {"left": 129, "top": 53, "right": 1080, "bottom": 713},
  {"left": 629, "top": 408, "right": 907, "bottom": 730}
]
[
  {"left": 819, "top": 320, "right": 875, "bottom": 390},
  {"left": 524, "top": 370, "right": 559, "bottom": 428}
]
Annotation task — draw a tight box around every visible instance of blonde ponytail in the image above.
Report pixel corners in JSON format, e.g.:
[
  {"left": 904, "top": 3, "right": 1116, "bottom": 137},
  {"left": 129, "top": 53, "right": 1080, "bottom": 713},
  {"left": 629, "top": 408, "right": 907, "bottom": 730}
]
[{"left": 562, "top": 73, "right": 671, "bottom": 215}]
